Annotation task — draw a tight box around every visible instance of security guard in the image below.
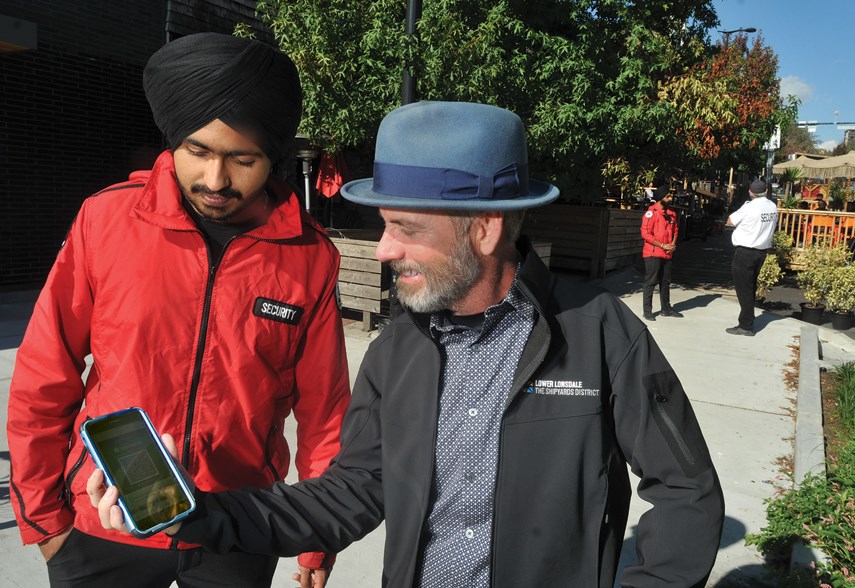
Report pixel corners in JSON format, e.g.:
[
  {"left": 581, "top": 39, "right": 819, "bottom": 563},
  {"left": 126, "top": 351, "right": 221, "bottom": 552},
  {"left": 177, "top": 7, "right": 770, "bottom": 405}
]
[
  {"left": 640, "top": 185, "right": 682, "bottom": 320},
  {"left": 726, "top": 179, "right": 778, "bottom": 336}
]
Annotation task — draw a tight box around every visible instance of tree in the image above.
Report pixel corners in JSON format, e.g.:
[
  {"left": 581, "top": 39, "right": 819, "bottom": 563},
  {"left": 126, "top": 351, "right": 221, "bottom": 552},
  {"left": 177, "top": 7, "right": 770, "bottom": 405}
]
[
  {"left": 831, "top": 142, "right": 853, "bottom": 156},
  {"left": 658, "top": 33, "right": 796, "bottom": 175},
  {"left": 256, "top": 1, "right": 791, "bottom": 197},
  {"left": 779, "top": 119, "right": 816, "bottom": 158},
  {"left": 254, "top": 0, "right": 407, "bottom": 152}
]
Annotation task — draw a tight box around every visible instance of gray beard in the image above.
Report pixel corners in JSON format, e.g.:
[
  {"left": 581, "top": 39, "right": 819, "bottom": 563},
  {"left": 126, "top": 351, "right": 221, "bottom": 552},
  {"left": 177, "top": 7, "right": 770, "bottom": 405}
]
[{"left": 393, "top": 236, "right": 482, "bottom": 314}]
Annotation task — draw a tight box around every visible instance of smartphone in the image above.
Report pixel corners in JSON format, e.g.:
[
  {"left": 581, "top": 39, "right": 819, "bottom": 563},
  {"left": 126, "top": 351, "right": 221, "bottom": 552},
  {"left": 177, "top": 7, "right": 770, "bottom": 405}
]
[{"left": 80, "top": 407, "right": 196, "bottom": 538}]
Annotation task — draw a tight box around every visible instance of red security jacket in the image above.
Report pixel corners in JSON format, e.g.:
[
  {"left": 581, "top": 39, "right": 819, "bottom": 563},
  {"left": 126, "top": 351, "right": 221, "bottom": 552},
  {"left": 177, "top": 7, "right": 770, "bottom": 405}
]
[
  {"left": 7, "top": 151, "right": 351, "bottom": 556},
  {"left": 640, "top": 203, "right": 679, "bottom": 259}
]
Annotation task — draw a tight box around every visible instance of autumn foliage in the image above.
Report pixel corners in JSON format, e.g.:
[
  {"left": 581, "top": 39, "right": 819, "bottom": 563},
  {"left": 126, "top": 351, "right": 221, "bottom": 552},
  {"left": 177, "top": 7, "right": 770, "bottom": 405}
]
[{"left": 660, "top": 34, "right": 786, "bottom": 166}]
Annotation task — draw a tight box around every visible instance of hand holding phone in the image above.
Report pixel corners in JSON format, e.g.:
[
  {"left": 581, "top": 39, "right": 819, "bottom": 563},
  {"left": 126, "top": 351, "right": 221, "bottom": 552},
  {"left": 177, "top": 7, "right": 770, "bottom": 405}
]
[{"left": 81, "top": 408, "right": 195, "bottom": 538}]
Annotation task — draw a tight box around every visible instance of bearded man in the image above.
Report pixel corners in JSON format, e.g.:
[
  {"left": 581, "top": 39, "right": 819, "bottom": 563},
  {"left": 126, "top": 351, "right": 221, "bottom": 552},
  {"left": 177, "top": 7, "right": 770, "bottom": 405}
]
[
  {"left": 8, "top": 32, "right": 348, "bottom": 588},
  {"left": 91, "top": 101, "right": 724, "bottom": 587}
]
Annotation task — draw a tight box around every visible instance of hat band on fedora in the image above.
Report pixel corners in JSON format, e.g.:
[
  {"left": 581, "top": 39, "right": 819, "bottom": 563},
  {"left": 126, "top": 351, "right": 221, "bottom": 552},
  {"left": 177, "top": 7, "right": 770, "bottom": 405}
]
[{"left": 372, "top": 161, "right": 529, "bottom": 201}]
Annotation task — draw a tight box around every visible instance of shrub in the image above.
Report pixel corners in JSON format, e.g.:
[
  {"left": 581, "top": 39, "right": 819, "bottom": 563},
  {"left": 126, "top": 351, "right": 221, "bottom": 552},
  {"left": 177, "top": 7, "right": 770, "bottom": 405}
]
[
  {"left": 797, "top": 244, "right": 853, "bottom": 307},
  {"left": 746, "top": 441, "right": 855, "bottom": 586},
  {"left": 772, "top": 231, "right": 795, "bottom": 267},
  {"left": 756, "top": 254, "right": 783, "bottom": 299},
  {"left": 829, "top": 179, "right": 849, "bottom": 211},
  {"left": 747, "top": 363, "right": 855, "bottom": 586},
  {"left": 780, "top": 192, "right": 802, "bottom": 210},
  {"left": 825, "top": 266, "right": 855, "bottom": 314},
  {"left": 835, "top": 361, "right": 855, "bottom": 434}
]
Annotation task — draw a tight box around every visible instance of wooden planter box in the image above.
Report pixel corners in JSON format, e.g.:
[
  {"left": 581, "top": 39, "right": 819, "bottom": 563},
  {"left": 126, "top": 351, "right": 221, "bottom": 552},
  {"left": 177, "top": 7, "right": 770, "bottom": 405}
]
[
  {"left": 523, "top": 205, "right": 643, "bottom": 277},
  {"left": 328, "top": 230, "right": 390, "bottom": 331}
]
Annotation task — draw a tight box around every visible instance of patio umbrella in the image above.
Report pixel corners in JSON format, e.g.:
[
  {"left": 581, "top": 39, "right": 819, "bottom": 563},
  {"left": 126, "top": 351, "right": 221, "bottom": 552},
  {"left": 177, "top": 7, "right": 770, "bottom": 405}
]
[
  {"left": 799, "top": 152, "right": 855, "bottom": 179},
  {"left": 772, "top": 155, "right": 814, "bottom": 174}
]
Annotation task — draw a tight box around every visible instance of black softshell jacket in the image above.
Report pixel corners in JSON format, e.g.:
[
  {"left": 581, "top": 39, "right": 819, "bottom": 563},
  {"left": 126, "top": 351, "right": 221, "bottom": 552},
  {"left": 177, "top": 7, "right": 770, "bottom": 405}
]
[{"left": 179, "top": 240, "right": 725, "bottom": 587}]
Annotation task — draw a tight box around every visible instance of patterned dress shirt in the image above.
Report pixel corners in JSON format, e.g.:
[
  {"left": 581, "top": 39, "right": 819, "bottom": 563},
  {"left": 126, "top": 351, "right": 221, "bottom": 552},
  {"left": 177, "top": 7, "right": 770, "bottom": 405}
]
[{"left": 416, "top": 278, "right": 535, "bottom": 587}]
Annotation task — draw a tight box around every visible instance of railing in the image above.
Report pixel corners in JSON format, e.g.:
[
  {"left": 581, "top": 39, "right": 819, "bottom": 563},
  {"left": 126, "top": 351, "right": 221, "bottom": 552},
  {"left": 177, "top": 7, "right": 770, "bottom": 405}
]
[{"left": 776, "top": 209, "right": 855, "bottom": 250}]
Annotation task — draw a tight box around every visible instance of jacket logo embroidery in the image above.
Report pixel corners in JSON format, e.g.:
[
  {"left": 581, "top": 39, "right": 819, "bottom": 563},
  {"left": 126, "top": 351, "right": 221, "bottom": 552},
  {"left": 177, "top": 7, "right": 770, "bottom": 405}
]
[
  {"left": 253, "top": 297, "right": 304, "bottom": 325},
  {"left": 525, "top": 379, "right": 600, "bottom": 397}
]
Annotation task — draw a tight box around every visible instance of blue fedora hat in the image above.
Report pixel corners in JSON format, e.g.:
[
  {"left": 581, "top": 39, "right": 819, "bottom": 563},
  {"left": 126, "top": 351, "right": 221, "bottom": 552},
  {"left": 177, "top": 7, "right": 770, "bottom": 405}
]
[{"left": 340, "top": 101, "right": 559, "bottom": 211}]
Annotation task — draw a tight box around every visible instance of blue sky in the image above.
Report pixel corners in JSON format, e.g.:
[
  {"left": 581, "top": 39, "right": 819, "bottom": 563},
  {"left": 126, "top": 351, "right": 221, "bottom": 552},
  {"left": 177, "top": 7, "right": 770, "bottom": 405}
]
[{"left": 711, "top": 0, "right": 854, "bottom": 149}]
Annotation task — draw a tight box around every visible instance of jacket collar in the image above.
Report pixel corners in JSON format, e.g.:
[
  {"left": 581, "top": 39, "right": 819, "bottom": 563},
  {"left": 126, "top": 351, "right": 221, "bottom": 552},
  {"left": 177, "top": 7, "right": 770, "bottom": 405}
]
[{"left": 130, "top": 150, "right": 305, "bottom": 240}]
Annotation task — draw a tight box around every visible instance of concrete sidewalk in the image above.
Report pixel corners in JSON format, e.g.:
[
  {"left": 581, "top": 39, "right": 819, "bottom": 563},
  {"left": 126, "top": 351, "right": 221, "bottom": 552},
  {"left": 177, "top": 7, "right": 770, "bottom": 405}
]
[{"left": 2, "top": 272, "right": 854, "bottom": 587}]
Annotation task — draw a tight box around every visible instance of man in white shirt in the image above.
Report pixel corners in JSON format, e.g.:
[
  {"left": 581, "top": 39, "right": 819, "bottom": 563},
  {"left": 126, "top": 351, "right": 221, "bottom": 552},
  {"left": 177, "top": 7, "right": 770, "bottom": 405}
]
[{"left": 725, "top": 179, "right": 778, "bottom": 336}]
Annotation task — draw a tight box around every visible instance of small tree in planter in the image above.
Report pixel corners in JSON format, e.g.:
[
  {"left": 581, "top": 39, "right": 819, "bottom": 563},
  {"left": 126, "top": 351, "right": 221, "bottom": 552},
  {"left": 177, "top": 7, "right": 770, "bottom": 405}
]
[
  {"left": 825, "top": 265, "right": 855, "bottom": 329},
  {"left": 756, "top": 254, "right": 783, "bottom": 300},
  {"left": 771, "top": 231, "right": 794, "bottom": 268},
  {"left": 828, "top": 179, "right": 849, "bottom": 211},
  {"left": 798, "top": 244, "right": 853, "bottom": 311},
  {"left": 797, "top": 247, "right": 828, "bottom": 309}
]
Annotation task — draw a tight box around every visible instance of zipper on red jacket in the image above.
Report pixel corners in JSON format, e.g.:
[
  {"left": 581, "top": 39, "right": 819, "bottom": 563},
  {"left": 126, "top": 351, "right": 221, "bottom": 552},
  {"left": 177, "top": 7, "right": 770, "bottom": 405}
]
[
  {"left": 64, "top": 446, "right": 89, "bottom": 504},
  {"left": 173, "top": 235, "right": 234, "bottom": 549},
  {"left": 264, "top": 424, "right": 282, "bottom": 481},
  {"left": 181, "top": 237, "right": 234, "bottom": 468}
]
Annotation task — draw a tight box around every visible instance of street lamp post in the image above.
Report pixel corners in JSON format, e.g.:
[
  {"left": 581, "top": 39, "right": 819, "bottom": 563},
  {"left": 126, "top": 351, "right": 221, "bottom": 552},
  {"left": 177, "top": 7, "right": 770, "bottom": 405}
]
[
  {"left": 401, "top": 0, "right": 422, "bottom": 106},
  {"left": 718, "top": 26, "right": 756, "bottom": 46}
]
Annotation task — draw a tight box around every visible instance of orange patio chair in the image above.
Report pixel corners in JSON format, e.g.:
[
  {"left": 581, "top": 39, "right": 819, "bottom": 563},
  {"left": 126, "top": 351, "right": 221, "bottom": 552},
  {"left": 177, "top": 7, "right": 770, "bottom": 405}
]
[
  {"left": 837, "top": 216, "right": 855, "bottom": 248},
  {"left": 809, "top": 215, "right": 837, "bottom": 245}
]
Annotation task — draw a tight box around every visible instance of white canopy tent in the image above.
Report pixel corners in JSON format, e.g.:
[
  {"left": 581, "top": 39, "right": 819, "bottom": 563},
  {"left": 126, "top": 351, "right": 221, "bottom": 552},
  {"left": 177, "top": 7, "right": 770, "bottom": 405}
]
[
  {"left": 771, "top": 155, "right": 816, "bottom": 174},
  {"left": 799, "top": 151, "right": 855, "bottom": 179}
]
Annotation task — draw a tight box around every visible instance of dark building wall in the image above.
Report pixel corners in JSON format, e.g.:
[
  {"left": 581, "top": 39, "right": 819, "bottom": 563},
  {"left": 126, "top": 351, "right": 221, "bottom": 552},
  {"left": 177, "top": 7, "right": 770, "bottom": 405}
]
[
  {"left": 0, "top": 0, "right": 272, "bottom": 290},
  {"left": 0, "top": 1, "right": 166, "bottom": 289}
]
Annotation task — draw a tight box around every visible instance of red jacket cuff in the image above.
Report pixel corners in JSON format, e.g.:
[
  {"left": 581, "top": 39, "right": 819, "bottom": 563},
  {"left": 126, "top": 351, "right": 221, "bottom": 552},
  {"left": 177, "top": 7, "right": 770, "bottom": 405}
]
[{"left": 297, "top": 551, "right": 336, "bottom": 569}]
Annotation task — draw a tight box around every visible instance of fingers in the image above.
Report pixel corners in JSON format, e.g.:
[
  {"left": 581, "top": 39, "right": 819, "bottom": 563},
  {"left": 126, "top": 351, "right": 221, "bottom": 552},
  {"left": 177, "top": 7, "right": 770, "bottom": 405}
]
[
  {"left": 86, "top": 467, "right": 106, "bottom": 508},
  {"left": 293, "top": 566, "right": 330, "bottom": 588},
  {"left": 98, "top": 485, "right": 123, "bottom": 530},
  {"left": 162, "top": 433, "right": 178, "bottom": 459},
  {"left": 292, "top": 571, "right": 304, "bottom": 587},
  {"left": 86, "top": 467, "right": 128, "bottom": 532},
  {"left": 311, "top": 568, "right": 330, "bottom": 588}
]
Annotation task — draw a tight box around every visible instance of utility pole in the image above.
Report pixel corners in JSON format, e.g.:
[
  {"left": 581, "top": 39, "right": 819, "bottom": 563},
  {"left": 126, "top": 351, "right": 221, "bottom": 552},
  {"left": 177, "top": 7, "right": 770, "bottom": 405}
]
[
  {"left": 389, "top": 0, "right": 423, "bottom": 321},
  {"left": 401, "top": 0, "right": 422, "bottom": 106}
]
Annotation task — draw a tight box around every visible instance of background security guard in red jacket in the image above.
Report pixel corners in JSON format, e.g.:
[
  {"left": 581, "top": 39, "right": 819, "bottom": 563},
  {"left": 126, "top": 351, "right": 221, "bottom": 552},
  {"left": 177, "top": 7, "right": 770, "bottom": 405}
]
[
  {"left": 7, "top": 33, "right": 348, "bottom": 588},
  {"left": 640, "top": 185, "right": 683, "bottom": 321}
]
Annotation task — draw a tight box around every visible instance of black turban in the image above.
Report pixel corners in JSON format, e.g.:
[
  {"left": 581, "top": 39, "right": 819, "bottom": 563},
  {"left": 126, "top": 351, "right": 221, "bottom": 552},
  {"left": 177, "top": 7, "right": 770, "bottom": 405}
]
[{"left": 143, "top": 32, "right": 302, "bottom": 164}]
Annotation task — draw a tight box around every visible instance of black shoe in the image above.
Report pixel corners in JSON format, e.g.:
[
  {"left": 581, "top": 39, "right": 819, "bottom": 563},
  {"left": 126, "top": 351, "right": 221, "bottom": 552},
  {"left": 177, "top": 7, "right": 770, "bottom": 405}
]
[
  {"left": 660, "top": 309, "right": 684, "bottom": 318},
  {"left": 725, "top": 326, "right": 755, "bottom": 336},
  {"left": 643, "top": 312, "right": 656, "bottom": 321}
]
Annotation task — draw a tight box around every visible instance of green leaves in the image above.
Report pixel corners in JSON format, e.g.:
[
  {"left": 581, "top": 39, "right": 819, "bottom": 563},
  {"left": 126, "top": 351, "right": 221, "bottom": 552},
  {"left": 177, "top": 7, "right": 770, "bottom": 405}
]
[{"left": 256, "top": 1, "right": 792, "bottom": 196}]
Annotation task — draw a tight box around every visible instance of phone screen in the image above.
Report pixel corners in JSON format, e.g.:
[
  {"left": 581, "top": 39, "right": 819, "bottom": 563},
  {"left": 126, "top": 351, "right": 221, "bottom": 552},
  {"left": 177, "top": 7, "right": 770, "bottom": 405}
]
[{"left": 82, "top": 409, "right": 193, "bottom": 534}]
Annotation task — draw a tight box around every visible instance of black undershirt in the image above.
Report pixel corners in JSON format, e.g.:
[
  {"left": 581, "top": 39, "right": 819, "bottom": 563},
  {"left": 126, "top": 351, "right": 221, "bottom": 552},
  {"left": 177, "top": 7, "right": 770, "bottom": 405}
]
[
  {"left": 182, "top": 198, "right": 261, "bottom": 265},
  {"left": 445, "top": 312, "right": 486, "bottom": 331}
]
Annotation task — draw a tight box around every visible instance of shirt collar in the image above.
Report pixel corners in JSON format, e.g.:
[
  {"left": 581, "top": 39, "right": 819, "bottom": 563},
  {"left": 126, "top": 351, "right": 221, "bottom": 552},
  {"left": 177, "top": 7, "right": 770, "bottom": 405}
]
[{"left": 430, "top": 263, "right": 528, "bottom": 338}]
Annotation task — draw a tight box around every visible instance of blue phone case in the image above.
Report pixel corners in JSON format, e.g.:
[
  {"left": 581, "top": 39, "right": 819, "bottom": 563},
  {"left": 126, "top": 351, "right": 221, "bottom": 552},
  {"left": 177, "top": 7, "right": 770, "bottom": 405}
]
[{"left": 80, "top": 407, "right": 196, "bottom": 538}]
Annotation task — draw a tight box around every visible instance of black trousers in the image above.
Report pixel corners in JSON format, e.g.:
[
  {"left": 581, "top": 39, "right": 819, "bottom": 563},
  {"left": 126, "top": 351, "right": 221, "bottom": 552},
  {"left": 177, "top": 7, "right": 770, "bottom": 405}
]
[
  {"left": 731, "top": 246, "right": 766, "bottom": 330},
  {"left": 643, "top": 256, "right": 673, "bottom": 314},
  {"left": 46, "top": 529, "right": 279, "bottom": 588}
]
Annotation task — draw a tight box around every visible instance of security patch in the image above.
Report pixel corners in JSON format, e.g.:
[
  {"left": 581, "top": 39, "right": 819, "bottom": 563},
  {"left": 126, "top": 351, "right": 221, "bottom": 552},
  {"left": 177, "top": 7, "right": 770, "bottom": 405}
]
[{"left": 253, "top": 297, "right": 304, "bottom": 325}]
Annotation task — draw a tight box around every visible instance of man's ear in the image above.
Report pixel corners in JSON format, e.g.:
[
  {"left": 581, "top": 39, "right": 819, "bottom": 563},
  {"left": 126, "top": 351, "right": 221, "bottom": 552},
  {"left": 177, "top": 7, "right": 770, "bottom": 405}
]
[{"left": 471, "top": 211, "right": 504, "bottom": 256}]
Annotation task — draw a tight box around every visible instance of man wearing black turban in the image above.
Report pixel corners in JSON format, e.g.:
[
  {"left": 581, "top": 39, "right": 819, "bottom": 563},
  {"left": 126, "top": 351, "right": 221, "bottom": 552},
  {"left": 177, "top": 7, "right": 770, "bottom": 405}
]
[{"left": 8, "top": 32, "right": 346, "bottom": 588}]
